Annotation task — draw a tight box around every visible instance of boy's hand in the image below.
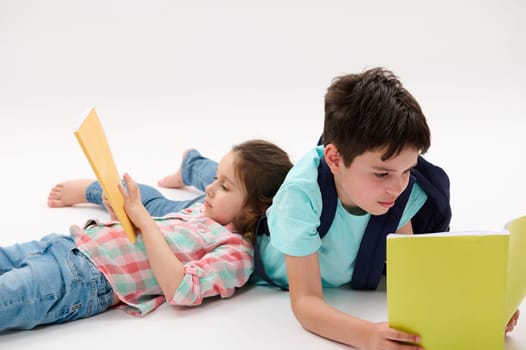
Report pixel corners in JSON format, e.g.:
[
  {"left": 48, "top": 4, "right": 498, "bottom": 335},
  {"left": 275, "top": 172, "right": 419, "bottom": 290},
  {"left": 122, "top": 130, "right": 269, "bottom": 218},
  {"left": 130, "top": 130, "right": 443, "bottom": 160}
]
[
  {"left": 368, "top": 322, "right": 423, "bottom": 350},
  {"left": 506, "top": 310, "right": 520, "bottom": 334}
]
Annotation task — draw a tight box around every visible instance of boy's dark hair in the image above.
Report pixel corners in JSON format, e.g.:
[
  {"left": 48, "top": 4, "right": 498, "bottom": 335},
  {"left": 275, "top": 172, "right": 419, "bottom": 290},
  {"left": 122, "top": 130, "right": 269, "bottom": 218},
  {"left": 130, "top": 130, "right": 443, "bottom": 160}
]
[
  {"left": 230, "top": 139, "right": 292, "bottom": 242},
  {"left": 322, "top": 67, "right": 431, "bottom": 166}
]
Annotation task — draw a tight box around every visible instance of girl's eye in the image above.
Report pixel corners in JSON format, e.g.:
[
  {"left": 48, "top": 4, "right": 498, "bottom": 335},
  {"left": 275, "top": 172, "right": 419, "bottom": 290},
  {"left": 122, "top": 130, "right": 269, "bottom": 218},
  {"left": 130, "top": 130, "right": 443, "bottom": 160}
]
[{"left": 218, "top": 180, "right": 229, "bottom": 191}]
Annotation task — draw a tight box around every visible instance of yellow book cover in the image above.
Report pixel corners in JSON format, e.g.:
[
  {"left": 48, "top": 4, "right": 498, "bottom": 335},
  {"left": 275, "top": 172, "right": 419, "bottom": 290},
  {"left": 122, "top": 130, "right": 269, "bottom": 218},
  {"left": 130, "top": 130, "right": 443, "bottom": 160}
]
[
  {"left": 74, "top": 107, "right": 136, "bottom": 243},
  {"left": 387, "top": 215, "right": 526, "bottom": 350}
]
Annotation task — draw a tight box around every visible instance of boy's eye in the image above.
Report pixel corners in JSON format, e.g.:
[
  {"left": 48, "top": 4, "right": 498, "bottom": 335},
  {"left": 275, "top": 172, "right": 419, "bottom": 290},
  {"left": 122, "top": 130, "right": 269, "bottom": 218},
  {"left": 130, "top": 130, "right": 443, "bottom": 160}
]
[{"left": 374, "top": 172, "right": 389, "bottom": 178}]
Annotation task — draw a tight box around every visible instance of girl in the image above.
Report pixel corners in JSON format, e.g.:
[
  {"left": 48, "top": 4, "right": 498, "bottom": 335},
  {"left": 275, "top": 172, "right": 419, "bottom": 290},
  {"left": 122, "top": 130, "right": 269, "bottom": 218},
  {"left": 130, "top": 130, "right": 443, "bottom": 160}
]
[{"left": 2, "top": 139, "right": 292, "bottom": 332}]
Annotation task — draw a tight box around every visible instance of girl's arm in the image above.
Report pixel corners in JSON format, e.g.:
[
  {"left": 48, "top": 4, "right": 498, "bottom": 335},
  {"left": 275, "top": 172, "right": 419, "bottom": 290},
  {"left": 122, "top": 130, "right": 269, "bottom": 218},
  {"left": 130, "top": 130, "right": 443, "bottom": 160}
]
[
  {"left": 285, "top": 253, "right": 422, "bottom": 350},
  {"left": 118, "top": 173, "right": 185, "bottom": 299},
  {"left": 118, "top": 173, "right": 252, "bottom": 304}
]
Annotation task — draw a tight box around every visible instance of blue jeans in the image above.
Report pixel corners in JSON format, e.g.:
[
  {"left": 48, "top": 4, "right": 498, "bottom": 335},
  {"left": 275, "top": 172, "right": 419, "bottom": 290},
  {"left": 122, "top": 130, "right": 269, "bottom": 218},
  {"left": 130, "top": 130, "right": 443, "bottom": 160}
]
[
  {"left": 86, "top": 149, "right": 219, "bottom": 217},
  {"left": 180, "top": 149, "right": 218, "bottom": 192},
  {"left": 0, "top": 234, "right": 114, "bottom": 332}
]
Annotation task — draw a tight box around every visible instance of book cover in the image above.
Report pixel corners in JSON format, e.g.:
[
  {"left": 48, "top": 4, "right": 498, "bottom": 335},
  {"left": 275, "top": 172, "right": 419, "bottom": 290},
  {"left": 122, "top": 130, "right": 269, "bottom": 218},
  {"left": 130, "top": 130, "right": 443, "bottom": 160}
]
[
  {"left": 387, "top": 216, "right": 526, "bottom": 350},
  {"left": 74, "top": 107, "right": 136, "bottom": 243}
]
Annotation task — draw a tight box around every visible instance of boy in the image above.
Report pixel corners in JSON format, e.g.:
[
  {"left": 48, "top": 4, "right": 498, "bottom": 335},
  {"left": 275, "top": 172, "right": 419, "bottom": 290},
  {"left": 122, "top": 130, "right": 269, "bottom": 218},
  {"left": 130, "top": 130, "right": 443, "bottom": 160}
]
[
  {"left": 157, "top": 68, "right": 428, "bottom": 348},
  {"left": 157, "top": 68, "right": 518, "bottom": 348},
  {"left": 259, "top": 67, "right": 429, "bottom": 349}
]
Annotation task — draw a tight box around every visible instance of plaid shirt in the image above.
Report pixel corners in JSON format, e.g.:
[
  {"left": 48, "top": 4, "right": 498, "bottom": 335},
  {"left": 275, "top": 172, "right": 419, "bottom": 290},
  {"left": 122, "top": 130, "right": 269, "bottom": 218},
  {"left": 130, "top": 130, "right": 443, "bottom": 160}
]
[{"left": 70, "top": 204, "right": 254, "bottom": 316}]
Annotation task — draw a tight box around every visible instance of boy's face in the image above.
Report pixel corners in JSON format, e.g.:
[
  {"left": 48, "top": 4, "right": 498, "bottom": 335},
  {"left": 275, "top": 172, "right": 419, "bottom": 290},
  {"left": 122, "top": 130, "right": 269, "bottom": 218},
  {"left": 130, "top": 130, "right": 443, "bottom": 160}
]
[
  {"left": 203, "top": 151, "right": 246, "bottom": 226},
  {"left": 328, "top": 145, "right": 419, "bottom": 216}
]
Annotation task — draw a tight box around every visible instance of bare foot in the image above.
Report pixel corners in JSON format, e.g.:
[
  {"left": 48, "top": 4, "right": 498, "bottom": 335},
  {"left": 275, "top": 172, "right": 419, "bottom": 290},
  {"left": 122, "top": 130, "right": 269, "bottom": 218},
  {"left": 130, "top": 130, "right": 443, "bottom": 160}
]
[
  {"left": 47, "top": 179, "right": 95, "bottom": 208},
  {"left": 157, "top": 149, "right": 190, "bottom": 189}
]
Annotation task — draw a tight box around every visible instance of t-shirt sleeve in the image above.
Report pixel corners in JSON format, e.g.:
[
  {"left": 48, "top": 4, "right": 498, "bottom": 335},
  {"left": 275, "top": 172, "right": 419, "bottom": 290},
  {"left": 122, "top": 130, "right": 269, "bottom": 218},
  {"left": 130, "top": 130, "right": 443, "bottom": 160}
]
[
  {"left": 267, "top": 181, "right": 323, "bottom": 257},
  {"left": 398, "top": 182, "right": 428, "bottom": 229}
]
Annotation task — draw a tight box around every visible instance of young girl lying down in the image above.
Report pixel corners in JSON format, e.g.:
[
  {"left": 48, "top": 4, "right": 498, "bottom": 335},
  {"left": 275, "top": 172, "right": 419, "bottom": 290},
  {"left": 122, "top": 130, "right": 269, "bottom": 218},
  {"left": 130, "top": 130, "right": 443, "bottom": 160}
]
[{"left": 0, "top": 139, "right": 291, "bottom": 332}]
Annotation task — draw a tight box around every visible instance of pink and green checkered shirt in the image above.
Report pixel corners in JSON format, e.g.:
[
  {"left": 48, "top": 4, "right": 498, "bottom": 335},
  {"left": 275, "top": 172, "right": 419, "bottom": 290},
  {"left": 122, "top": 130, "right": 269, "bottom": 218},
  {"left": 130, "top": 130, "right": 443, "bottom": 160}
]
[{"left": 70, "top": 203, "right": 254, "bottom": 316}]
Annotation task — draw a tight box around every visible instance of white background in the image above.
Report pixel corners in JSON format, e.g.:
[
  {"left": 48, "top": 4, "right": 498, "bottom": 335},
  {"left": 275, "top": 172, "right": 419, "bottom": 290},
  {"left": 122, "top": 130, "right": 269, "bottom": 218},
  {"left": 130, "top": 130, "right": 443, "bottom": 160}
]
[{"left": 1, "top": 0, "right": 525, "bottom": 349}]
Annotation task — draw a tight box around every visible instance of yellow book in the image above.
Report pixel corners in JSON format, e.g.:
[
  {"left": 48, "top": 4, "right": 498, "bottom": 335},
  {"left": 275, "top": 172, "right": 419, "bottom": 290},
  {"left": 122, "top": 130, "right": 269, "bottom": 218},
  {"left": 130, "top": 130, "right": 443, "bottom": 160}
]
[
  {"left": 74, "top": 107, "right": 136, "bottom": 243},
  {"left": 387, "top": 215, "right": 526, "bottom": 350}
]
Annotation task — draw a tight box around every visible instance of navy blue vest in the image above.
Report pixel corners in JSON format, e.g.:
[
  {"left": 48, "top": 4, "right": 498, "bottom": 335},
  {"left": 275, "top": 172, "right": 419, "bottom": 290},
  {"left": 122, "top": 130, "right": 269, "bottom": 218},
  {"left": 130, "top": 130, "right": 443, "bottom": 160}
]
[{"left": 253, "top": 151, "right": 451, "bottom": 290}]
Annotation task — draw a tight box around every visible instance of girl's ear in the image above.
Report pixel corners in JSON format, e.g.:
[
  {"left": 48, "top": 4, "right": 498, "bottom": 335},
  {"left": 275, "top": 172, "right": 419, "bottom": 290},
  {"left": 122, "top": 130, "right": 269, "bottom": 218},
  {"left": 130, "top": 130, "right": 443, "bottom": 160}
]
[{"left": 324, "top": 143, "right": 342, "bottom": 174}]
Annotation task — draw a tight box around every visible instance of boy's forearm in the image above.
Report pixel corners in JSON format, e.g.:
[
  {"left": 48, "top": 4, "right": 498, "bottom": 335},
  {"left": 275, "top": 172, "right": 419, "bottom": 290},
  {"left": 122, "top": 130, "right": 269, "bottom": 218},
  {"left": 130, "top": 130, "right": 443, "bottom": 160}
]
[{"left": 293, "top": 294, "right": 372, "bottom": 348}]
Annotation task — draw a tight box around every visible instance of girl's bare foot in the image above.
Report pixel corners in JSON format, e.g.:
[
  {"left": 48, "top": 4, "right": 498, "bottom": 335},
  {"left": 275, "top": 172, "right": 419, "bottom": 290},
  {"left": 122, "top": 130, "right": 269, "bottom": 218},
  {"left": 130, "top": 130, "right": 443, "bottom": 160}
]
[
  {"left": 157, "top": 149, "right": 190, "bottom": 189},
  {"left": 47, "top": 179, "right": 95, "bottom": 207},
  {"left": 157, "top": 171, "right": 184, "bottom": 189}
]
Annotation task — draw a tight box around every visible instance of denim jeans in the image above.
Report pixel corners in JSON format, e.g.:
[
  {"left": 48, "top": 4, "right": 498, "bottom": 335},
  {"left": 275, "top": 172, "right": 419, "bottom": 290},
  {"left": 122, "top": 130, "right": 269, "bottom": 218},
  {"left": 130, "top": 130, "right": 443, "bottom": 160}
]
[
  {"left": 0, "top": 234, "right": 114, "bottom": 332},
  {"left": 180, "top": 149, "right": 218, "bottom": 192},
  {"left": 85, "top": 149, "right": 219, "bottom": 217}
]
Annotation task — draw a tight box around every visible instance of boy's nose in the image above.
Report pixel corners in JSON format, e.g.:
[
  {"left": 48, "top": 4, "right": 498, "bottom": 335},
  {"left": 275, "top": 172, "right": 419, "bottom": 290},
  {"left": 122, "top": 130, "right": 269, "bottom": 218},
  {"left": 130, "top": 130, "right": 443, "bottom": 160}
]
[{"left": 387, "top": 177, "right": 407, "bottom": 196}]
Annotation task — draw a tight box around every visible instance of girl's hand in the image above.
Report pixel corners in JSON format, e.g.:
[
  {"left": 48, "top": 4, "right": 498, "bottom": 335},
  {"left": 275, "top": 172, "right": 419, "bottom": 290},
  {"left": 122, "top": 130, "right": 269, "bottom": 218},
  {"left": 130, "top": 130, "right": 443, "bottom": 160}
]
[
  {"left": 101, "top": 194, "right": 118, "bottom": 221},
  {"left": 117, "top": 173, "right": 153, "bottom": 231},
  {"left": 367, "top": 322, "right": 423, "bottom": 350},
  {"left": 506, "top": 310, "right": 520, "bottom": 334}
]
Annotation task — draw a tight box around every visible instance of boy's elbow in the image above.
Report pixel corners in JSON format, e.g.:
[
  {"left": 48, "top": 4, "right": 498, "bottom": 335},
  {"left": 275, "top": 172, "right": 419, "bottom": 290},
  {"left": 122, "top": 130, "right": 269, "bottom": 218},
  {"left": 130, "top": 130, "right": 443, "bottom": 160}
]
[
  {"left": 289, "top": 294, "right": 318, "bottom": 328},
  {"left": 290, "top": 302, "right": 308, "bottom": 329}
]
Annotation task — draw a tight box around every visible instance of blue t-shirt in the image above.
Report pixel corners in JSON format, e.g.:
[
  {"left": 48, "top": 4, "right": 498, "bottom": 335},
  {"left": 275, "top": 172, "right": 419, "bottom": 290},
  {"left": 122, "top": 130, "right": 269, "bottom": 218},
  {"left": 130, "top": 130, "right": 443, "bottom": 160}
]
[{"left": 258, "top": 146, "right": 427, "bottom": 288}]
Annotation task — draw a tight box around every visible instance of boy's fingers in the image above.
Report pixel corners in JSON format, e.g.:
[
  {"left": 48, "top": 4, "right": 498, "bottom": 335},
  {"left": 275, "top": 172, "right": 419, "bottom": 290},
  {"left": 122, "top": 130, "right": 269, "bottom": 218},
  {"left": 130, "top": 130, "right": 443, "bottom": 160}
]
[{"left": 386, "top": 329, "right": 421, "bottom": 345}]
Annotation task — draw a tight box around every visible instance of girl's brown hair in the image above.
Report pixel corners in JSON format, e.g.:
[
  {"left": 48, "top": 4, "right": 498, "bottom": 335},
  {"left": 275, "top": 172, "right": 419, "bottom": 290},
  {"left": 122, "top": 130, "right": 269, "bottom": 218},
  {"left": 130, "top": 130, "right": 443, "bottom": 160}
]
[{"left": 229, "top": 139, "right": 292, "bottom": 243}]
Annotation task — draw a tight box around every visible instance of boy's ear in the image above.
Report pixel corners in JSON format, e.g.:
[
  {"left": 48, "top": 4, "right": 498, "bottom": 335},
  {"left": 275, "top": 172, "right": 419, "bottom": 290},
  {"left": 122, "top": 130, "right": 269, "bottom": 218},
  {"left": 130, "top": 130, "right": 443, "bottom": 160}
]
[{"left": 324, "top": 143, "right": 341, "bottom": 173}]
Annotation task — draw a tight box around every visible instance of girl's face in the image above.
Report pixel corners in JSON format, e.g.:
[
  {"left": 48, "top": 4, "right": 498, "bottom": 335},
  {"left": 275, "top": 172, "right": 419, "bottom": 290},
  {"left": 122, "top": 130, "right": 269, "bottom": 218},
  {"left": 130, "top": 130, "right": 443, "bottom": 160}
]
[
  {"left": 203, "top": 151, "right": 246, "bottom": 226},
  {"left": 329, "top": 145, "right": 419, "bottom": 216}
]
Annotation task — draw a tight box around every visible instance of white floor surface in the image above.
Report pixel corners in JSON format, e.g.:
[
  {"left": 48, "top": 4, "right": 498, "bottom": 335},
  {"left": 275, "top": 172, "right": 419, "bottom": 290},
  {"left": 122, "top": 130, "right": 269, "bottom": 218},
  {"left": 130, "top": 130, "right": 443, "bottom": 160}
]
[{"left": 1, "top": 1, "right": 525, "bottom": 349}]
